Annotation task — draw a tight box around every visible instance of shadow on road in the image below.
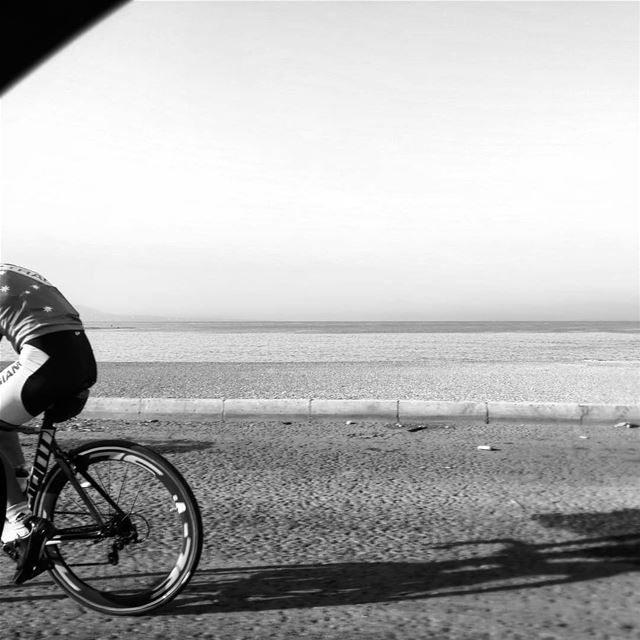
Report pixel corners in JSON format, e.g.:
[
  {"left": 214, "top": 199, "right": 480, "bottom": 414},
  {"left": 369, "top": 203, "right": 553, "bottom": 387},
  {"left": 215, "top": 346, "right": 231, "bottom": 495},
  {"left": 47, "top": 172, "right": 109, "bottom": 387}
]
[
  {"left": 140, "top": 439, "right": 215, "bottom": 455},
  {"left": 163, "top": 509, "right": 640, "bottom": 615},
  {"left": 2, "top": 509, "right": 639, "bottom": 613},
  {"left": 50, "top": 437, "right": 214, "bottom": 455}
]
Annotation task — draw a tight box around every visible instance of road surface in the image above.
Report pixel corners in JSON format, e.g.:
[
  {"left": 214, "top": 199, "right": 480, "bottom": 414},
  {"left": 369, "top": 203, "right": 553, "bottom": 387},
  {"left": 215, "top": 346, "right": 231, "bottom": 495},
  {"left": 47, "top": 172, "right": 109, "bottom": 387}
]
[{"left": 1, "top": 417, "right": 639, "bottom": 639}]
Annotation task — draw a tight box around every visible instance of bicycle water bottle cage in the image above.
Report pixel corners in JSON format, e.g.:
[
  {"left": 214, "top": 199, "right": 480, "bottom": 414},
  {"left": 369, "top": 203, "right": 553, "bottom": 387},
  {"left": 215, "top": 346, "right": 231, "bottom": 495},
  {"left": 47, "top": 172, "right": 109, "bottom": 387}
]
[{"left": 45, "top": 389, "right": 90, "bottom": 424}]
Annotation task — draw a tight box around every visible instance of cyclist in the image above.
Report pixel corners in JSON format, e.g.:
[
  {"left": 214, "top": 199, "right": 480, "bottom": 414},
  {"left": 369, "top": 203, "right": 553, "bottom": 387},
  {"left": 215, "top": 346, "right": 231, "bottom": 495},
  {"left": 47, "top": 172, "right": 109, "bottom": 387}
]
[{"left": 0, "top": 263, "right": 97, "bottom": 584}]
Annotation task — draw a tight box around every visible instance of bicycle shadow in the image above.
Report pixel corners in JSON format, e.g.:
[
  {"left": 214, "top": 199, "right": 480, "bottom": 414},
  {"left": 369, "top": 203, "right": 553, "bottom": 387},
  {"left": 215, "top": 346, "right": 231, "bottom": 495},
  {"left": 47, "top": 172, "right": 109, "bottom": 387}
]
[
  {"left": 1, "top": 509, "right": 638, "bottom": 612},
  {"left": 162, "top": 508, "right": 640, "bottom": 615},
  {"left": 46, "top": 437, "right": 215, "bottom": 455},
  {"left": 139, "top": 439, "right": 215, "bottom": 455}
]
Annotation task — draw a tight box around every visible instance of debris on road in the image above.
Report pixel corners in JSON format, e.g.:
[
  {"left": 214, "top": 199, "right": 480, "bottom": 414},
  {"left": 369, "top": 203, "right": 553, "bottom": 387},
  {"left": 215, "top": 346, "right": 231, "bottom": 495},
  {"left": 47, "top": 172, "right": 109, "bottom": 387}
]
[
  {"left": 614, "top": 421, "right": 639, "bottom": 429},
  {"left": 407, "top": 425, "right": 428, "bottom": 433}
]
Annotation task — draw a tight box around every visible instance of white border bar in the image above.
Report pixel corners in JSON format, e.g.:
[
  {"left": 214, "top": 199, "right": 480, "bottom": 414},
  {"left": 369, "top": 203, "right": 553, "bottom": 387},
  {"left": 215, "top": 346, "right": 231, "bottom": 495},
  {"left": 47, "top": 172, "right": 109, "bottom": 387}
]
[{"left": 81, "top": 397, "right": 640, "bottom": 425}]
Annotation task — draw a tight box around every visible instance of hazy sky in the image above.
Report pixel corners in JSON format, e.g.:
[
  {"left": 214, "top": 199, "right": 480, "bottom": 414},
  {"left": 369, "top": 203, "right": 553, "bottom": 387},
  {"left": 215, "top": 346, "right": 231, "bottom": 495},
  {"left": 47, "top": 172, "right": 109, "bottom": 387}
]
[{"left": 1, "top": 1, "right": 638, "bottom": 320}]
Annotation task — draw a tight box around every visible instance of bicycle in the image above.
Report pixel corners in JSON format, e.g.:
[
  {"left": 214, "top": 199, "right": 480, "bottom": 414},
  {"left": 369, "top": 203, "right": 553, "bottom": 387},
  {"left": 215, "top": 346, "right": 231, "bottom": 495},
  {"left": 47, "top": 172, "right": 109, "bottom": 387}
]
[
  {"left": 1, "top": 390, "right": 203, "bottom": 615},
  {"left": 0, "top": 458, "right": 5, "bottom": 538}
]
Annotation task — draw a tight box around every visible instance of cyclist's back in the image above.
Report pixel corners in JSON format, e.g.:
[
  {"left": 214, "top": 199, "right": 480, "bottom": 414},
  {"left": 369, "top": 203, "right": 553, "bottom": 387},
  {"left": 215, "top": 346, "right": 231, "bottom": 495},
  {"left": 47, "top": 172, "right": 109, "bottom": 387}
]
[
  {"left": 0, "top": 263, "right": 97, "bottom": 583},
  {"left": 0, "top": 263, "right": 83, "bottom": 353},
  {"left": 0, "top": 263, "right": 96, "bottom": 423}
]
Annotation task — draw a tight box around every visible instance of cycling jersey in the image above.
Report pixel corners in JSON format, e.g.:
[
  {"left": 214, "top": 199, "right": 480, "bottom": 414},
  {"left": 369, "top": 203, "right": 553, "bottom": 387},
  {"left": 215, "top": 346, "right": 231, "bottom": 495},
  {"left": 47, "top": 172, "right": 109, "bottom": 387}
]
[{"left": 0, "top": 263, "right": 83, "bottom": 353}]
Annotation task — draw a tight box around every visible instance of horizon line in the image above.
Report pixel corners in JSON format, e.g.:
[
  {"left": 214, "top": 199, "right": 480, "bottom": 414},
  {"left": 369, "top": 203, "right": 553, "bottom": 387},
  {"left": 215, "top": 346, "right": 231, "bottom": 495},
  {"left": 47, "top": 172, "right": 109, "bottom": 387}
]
[{"left": 82, "top": 318, "right": 639, "bottom": 323}]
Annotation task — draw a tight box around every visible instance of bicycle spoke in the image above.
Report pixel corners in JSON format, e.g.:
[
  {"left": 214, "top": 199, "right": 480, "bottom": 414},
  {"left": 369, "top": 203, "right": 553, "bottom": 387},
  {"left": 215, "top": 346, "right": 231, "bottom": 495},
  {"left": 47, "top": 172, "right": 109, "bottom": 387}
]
[
  {"left": 113, "top": 460, "right": 129, "bottom": 513},
  {"left": 91, "top": 462, "right": 116, "bottom": 516}
]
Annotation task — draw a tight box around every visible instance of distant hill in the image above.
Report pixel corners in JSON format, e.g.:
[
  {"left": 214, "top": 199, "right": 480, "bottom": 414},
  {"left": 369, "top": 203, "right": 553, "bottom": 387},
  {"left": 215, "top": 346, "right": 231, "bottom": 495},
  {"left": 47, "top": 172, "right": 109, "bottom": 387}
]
[{"left": 76, "top": 305, "right": 172, "bottom": 323}]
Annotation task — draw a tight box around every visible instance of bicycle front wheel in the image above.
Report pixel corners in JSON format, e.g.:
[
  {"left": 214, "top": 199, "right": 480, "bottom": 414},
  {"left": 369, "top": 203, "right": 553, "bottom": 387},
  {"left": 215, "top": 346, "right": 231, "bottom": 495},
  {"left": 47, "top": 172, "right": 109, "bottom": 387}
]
[{"left": 34, "top": 440, "right": 202, "bottom": 615}]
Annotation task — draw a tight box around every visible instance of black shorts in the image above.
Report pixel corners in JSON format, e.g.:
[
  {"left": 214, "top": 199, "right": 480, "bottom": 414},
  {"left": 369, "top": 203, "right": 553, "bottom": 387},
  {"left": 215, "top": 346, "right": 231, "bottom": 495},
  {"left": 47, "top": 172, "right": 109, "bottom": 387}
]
[{"left": 0, "top": 330, "right": 97, "bottom": 425}]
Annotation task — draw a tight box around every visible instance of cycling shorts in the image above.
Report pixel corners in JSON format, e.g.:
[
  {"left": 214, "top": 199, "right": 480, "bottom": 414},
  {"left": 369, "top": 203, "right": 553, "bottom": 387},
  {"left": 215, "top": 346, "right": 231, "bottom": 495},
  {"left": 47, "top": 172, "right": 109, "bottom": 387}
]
[{"left": 0, "top": 330, "right": 97, "bottom": 426}]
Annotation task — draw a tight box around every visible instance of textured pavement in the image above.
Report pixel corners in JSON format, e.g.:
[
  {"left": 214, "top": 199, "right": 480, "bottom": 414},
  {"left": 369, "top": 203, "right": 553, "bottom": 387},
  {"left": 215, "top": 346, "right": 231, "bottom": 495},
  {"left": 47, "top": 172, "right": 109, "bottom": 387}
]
[
  {"left": 1, "top": 417, "right": 639, "bottom": 639},
  {"left": 91, "top": 361, "right": 640, "bottom": 404}
]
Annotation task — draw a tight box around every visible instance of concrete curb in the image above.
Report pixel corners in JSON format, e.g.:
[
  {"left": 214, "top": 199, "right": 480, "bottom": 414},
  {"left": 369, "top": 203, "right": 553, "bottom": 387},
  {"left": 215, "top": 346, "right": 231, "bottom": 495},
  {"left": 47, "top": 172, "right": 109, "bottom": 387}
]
[
  {"left": 310, "top": 399, "right": 398, "bottom": 420},
  {"left": 400, "top": 401, "right": 487, "bottom": 423},
  {"left": 81, "top": 397, "right": 640, "bottom": 425}
]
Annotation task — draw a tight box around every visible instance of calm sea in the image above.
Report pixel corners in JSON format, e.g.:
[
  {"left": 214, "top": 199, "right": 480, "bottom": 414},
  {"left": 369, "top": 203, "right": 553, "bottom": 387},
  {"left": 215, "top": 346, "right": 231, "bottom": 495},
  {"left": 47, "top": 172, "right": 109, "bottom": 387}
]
[
  {"left": 89, "top": 320, "right": 638, "bottom": 334},
  {"left": 1, "top": 321, "right": 638, "bottom": 364}
]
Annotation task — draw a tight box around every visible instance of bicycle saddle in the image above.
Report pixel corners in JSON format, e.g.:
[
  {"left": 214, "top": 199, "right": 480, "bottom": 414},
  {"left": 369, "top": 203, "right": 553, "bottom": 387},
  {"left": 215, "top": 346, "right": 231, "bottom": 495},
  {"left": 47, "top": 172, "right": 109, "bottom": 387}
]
[{"left": 45, "top": 389, "right": 91, "bottom": 424}]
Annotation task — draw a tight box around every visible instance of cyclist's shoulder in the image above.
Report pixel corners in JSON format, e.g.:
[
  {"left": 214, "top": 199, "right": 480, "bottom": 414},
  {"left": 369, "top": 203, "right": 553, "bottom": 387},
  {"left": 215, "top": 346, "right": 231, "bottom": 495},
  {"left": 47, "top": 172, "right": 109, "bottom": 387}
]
[{"left": 0, "top": 263, "right": 53, "bottom": 286}]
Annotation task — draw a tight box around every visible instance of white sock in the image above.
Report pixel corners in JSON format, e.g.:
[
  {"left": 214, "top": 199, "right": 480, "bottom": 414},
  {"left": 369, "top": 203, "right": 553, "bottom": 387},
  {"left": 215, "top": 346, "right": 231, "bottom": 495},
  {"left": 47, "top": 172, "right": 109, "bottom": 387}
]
[
  {"left": 15, "top": 466, "right": 30, "bottom": 496},
  {"left": 3, "top": 502, "right": 32, "bottom": 543}
]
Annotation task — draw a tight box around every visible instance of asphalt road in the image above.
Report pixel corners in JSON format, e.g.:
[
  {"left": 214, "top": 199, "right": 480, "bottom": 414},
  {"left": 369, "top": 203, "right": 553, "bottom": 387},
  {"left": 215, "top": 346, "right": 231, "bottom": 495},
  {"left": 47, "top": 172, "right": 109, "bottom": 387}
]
[{"left": 1, "top": 417, "right": 640, "bottom": 640}]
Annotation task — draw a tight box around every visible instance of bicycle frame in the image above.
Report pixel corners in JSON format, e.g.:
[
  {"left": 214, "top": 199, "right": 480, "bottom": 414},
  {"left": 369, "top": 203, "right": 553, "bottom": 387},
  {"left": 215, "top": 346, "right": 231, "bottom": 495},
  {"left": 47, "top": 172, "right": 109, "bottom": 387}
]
[
  {"left": 23, "top": 412, "right": 133, "bottom": 544},
  {"left": 0, "top": 456, "right": 5, "bottom": 529}
]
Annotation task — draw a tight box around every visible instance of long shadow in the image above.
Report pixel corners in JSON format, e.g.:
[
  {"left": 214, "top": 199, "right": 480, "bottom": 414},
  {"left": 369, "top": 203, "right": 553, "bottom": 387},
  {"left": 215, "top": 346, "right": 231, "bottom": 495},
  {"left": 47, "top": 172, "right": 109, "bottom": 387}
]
[
  {"left": 139, "top": 439, "right": 215, "bottom": 455},
  {"left": 2, "top": 509, "right": 639, "bottom": 612},
  {"left": 161, "top": 508, "right": 640, "bottom": 615},
  {"left": 51, "top": 437, "right": 214, "bottom": 455}
]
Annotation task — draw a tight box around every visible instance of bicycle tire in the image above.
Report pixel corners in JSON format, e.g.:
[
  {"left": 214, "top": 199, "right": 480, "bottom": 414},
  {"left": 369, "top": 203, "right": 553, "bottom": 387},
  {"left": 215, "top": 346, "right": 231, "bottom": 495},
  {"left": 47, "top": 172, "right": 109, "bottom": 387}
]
[{"left": 33, "top": 440, "right": 202, "bottom": 615}]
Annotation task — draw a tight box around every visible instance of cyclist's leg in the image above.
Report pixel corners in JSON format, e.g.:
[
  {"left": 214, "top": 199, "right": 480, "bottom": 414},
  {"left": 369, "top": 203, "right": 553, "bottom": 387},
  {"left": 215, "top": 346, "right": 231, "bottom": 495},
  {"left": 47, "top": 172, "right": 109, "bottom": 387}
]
[
  {"left": 0, "top": 349, "right": 47, "bottom": 508},
  {"left": 23, "top": 331, "right": 97, "bottom": 408},
  {"left": 0, "top": 349, "right": 53, "bottom": 583},
  {"left": 1, "top": 335, "right": 95, "bottom": 520},
  {"left": 1, "top": 335, "right": 96, "bottom": 583},
  {"left": 11, "top": 333, "right": 96, "bottom": 500}
]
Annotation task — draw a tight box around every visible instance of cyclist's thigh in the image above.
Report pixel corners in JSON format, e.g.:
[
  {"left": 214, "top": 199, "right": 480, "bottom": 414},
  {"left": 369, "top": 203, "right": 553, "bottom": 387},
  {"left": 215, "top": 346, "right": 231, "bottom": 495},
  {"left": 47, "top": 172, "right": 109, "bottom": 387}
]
[
  {"left": 0, "top": 353, "right": 46, "bottom": 425},
  {"left": 27, "top": 331, "right": 97, "bottom": 391}
]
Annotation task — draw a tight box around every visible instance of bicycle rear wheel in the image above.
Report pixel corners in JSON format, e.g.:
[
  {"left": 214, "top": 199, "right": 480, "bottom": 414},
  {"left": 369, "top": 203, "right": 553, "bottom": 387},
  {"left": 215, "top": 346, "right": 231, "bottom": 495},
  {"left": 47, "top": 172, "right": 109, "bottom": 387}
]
[{"left": 34, "top": 440, "right": 202, "bottom": 615}]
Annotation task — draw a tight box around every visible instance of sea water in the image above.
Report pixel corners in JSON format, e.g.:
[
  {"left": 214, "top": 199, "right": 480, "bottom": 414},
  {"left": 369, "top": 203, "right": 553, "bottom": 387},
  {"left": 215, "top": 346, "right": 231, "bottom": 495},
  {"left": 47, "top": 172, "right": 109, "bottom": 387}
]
[
  {"left": 2, "top": 321, "right": 629, "bottom": 364},
  {"left": 1, "top": 321, "right": 638, "bottom": 364}
]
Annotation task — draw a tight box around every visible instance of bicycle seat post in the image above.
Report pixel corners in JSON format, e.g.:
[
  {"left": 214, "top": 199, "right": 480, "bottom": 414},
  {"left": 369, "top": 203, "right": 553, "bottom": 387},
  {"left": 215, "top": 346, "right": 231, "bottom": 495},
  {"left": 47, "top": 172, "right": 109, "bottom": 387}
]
[
  {"left": 26, "top": 411, "right": 59, "bottom": 508},
  {"left": 41, "top": 411, "right": 56, "bottom": 431}
]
